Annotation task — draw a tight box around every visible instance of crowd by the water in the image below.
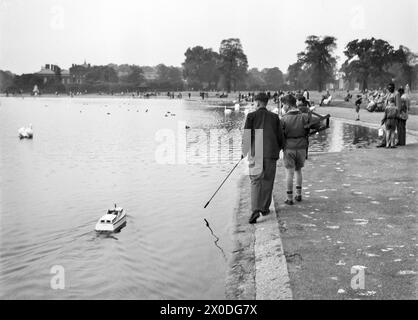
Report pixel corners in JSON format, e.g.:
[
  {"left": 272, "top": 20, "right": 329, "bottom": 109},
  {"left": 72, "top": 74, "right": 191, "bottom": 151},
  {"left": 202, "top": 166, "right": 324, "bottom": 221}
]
[
  {"left": 345, "top": 82, "right": 411, "bottom": 148},
  {"left": 240, "top": 82, "right": 413, "bottom": 224}
]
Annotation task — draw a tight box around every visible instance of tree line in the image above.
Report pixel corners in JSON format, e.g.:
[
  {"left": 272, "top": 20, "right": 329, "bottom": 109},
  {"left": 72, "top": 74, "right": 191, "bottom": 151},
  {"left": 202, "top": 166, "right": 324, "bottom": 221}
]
[
  {"left": 1, "top": 36, "right": 417, "bottom": 94},
  {"left": 184, "top": 36, "right": 417, "bottom": 92}
]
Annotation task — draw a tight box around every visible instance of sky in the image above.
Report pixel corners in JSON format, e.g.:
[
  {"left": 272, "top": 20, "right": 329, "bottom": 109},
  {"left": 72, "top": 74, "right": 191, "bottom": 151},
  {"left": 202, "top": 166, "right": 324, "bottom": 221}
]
[{"left": 0, "top": 0, "right": 417, "bottom": 74}]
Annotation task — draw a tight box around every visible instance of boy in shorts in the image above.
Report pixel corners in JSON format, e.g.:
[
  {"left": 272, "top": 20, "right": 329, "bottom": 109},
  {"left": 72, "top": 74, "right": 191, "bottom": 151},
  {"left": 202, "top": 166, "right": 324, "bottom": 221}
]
[
  {"left": 281, "top": 94, "right": 310, "bottom": 205},
  {"left": 381, "top": 97, "right": 399, "bottom": 148}
]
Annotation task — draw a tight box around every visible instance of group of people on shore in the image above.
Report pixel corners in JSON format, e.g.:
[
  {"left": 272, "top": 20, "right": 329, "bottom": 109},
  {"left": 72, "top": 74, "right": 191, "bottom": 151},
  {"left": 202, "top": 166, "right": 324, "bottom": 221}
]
[
  {"left": 375, "top": 83, "right": 411, "bottom": 148},
  {"left": 240, "top": 82, "right": 412, "bottom": 223},
  {"left": 363, "top": 84, "right": 411, "bottom": 113},
  {"left": 242, "top": 92, "right": 314, "bottom": 224},
  {"left": 347, "top": 82, "right": 411, "bottom": 147}
]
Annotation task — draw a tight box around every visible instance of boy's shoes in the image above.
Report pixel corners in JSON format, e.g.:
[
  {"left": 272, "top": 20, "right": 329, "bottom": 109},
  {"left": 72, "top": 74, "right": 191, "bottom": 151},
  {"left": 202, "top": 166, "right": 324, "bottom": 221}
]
[
  {"left": 376, "top": 144, "right": 386, "bottom": 148},
  {"left": 249, "top": 211, "right": 260, "bottom": 224},
  {"left": 261, "top": 209, "right": 271, "bottom": 216},
  {"left": 390, "top": 146, "right": 397, "bottom": 149},
  {"left": 284, "top": 199, "right": 294, "bottom": 205},
  {"left": 295, "top": 195, "right": 302, "bottom": 202}
]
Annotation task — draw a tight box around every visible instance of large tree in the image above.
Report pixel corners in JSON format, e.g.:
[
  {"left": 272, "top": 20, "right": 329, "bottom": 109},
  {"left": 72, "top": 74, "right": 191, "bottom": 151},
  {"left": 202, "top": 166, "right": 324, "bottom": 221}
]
[
  {"left": 341, "top": 38, "right": 399, "bottom": 90},
  {"left": 286, "top": 61, "right": 308, "bottom": 90},
  {"left": 391, "top": 46, "right": 418, "bottom": 88},
  {"left": 155, "top": 64, "right": 184, "bottom": 90},
  {"left": 0, "top": 70, "right": 15, "bottom": 92},
  {"left": 246, "top": 68, "right": 265, "bottom": 90},
  {"left": 218, "top": 38, "right": 248, "bottom": 92},
  {"left": 120, "top": 65, "right": 145, "bottom": 86},
  {"left": 262, "top": 67, "right": 284, "bottom": 90},
  {"left": 182, "top": 46, "right": 220, "bottom": 90},
  {"left": 297, "top": 35, "right": 337, "bottom": 91},
  {"left": 85, "top": 65, "right": 118, "bottom": 83}
]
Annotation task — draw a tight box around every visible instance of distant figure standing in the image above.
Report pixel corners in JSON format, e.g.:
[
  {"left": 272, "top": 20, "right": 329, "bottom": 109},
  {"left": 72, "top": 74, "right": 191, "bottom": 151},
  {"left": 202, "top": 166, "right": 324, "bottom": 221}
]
[
  {"left": 405, "top": 84, "right": 410, "bottom": 95},
  {"left": 242, "top": 92, "right": 284, "bottom": 224},
  {"left": 377, "top": 83, "right": 401, "bottom": 148},
  {"left": 397, "top": 87, "right": 410, "bottom": 146},
  {"left": 188, "top": 92, "right": 191, "bottom": 99},
  {"left": 344, "top": 90, "right": 352, "bottom": 102},
  {"left": 303, "top": 89, "right": 309, "bottom": 101},
  {"left": 296, "top": 94, "right": 311, "bottom": 114},
  {"left": 381, "top": 97, "right": 399, "bottom": 148},
  {"left": 281, "top": 95, "right": 310, "bottom": 205},
  {"left": 354, "top": 94, "right": 362, "bottom": 121}
]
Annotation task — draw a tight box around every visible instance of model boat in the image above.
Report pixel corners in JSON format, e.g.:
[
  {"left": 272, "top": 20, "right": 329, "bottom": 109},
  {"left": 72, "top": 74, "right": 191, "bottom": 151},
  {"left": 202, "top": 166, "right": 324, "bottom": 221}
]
[{"left": 95, "top": 204, "right": 126, "bottom": 232}]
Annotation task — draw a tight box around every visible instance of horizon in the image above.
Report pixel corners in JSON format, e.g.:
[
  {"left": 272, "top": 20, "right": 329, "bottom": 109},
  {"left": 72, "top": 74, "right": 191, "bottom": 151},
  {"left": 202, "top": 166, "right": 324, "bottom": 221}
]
[{"left": 1, "top": 0, "right": 417, "bottom": 75}]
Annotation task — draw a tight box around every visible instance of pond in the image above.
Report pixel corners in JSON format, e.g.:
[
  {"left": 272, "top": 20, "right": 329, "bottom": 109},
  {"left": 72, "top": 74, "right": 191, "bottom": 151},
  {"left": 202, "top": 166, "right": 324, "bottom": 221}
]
[{"left": 0, "top": 97, "right": 379, "bottom": 299}]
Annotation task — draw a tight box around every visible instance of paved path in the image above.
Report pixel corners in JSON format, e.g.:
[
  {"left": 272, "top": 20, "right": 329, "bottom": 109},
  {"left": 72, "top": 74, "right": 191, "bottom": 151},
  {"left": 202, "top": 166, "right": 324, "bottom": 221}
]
[
  {"left": 226, "top": 106, "right": 417, "bottom": 300},
  {"left": 225, "top": 176, "right": 293, "bottom": 300},
  {"left": 274, "top": 145, "right": 417, "bottom": 299}
]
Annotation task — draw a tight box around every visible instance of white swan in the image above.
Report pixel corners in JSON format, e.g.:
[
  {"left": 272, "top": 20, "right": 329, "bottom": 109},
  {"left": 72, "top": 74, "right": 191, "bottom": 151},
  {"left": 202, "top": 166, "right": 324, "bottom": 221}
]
[
  {"left": 18, "top": 124, "right": 33, "bottom": 139},
  {"left": 224, "top": 106, "right": 232, "bottom": 114}
]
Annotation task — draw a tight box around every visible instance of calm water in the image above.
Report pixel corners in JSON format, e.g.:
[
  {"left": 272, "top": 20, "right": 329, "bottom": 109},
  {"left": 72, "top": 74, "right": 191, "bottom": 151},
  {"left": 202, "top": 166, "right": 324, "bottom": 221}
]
[{"left": 0, "top": 97, "right": 378, "bottom": 299}]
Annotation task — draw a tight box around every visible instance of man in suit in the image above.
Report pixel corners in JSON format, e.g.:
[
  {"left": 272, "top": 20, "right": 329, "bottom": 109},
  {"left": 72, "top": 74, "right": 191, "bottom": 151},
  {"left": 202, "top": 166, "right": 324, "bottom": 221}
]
[{"left": 242, "top": 92, "right": 284, "bottom": 224}]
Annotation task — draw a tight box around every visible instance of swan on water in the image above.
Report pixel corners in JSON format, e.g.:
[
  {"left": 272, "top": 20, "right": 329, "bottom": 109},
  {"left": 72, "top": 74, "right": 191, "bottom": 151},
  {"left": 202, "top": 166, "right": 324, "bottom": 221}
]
[{"left": 18, "top": 124, "right": 33, "bottom": 139}]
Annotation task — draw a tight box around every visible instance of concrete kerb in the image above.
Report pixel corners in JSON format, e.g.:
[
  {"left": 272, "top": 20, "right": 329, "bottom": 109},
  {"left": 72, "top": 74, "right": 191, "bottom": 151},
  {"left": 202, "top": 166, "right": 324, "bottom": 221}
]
[{"left": 254, "top": 198, "right": 293, "bottom": 300}]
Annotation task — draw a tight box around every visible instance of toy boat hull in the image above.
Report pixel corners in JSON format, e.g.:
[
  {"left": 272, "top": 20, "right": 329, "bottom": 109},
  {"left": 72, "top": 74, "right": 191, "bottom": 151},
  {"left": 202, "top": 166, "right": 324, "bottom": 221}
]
[{"left": 95, "top": 209, "right": 127, "bottom": 233}]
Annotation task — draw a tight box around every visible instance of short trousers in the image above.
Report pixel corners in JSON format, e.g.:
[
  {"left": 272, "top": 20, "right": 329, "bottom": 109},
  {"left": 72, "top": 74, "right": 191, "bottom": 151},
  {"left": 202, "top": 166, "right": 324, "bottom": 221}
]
[
  {"left": 283, "top": 149, "right": 306, "bottom": 170},
  {"left": 385, "top": 119, "right": 397, "bottom": 131}
]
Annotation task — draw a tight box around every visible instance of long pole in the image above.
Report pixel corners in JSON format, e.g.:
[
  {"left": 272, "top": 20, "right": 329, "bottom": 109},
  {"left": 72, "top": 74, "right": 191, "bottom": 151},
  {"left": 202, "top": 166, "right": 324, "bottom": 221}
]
[{"left": 204, "top": 157, "right": 243, "bottom": 208}]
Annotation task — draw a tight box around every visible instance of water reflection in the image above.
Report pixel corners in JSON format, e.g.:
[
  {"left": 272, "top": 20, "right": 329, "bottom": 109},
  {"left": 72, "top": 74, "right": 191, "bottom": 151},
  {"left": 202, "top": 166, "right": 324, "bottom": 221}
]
[
  {"left": 204, "top": 219, "right": 227, "bottom": 261},
  {"left": 328, "top": 120, "right": 344, "bottom": 152},
  {"left": 309, "top": 119, "right": 379, "bottom": 153}
]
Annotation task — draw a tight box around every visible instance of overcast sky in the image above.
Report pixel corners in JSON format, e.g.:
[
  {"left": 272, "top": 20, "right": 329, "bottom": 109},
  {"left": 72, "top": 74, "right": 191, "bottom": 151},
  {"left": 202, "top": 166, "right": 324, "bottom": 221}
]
[{"left": 0, "top": 0, "right": 417, "bottom": 74}]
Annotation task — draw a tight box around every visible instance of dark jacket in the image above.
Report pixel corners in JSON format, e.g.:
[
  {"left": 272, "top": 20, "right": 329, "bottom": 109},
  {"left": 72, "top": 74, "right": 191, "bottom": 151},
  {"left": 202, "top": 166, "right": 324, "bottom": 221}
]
[
  {"left": 282, "top": 109, "right": 310, "bottom": 150},
  {"left": 242, "top": 107, "right": 284, "bottom": 159}
]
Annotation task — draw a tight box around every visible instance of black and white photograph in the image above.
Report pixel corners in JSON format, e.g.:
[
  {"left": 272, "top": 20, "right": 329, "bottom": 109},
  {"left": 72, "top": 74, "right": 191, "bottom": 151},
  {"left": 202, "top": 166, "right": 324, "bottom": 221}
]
[{"left": 0, "top": 0, "right": 417, "bottom": 308}]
